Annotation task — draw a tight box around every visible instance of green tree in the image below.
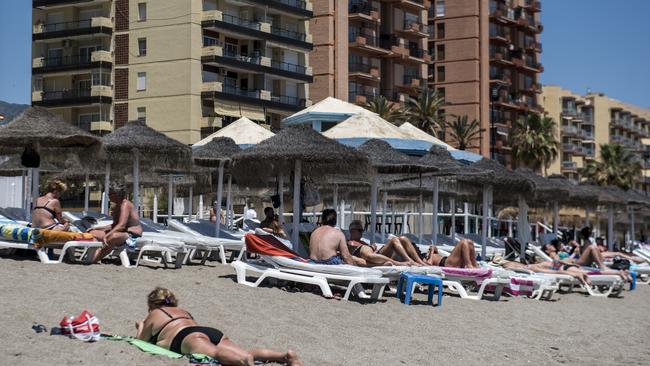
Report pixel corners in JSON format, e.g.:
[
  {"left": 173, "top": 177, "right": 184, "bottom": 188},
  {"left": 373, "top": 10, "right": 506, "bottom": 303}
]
[
  {"left": 402, "top": 86, "right": 446, "bottom": 137},
  {"left": 579, "top": 143, "right": 642, "bottom": 190},
  {"left": 447, "top": 115, "right": 484, "bottom": 150},
  {"left": 362, "top": 95, "right": 401, "bottom": 123},
  {"left": 510, "top": 113, "right": 560, "bottom": 174}
]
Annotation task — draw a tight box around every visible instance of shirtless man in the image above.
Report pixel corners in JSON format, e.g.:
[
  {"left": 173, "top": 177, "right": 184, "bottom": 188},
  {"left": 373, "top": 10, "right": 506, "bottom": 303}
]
[
  {"left": 90, "top": 183, "right": 143, "bottom": 263},
  {"left": 347, "top": 220, "right": 425, "bottom": 266},
  {"left": 308, "top": 209, "right": 356, "bottom": 265}
]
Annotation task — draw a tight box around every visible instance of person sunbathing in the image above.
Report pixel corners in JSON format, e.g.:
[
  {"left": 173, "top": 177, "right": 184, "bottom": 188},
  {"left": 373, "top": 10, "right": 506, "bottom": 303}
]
[
  {"left": 136, "top": 287, "right": 302, "bottom": 366},
  {"left": 31, "top": 179, "right": 70, "bottom": 231},
  {"left": 308, "top": 208, "right": 356, "bottom": 265},
  {"left": 260, "top": 207, "right": 287, "bottom": 239},
  {"left": 541, "top": 241, "right": 633, "bottom": 282},
  {"left": 346, "top": 220, "right": 425, "bottom": 266},
  {"left": 89, "top": 183, "right": 143, "bottom": 263},
  {"left": 425, "top": 239, "right": 479, "bottom": 268},
  {"left": 209, "top": 204, "right": 225, "bottom": 224},
  {"left": 594, "top": 237, "right": 646, "bottom": 264},
  {"left": 495, "top": 259, "right": 592, "bottom": 285}
]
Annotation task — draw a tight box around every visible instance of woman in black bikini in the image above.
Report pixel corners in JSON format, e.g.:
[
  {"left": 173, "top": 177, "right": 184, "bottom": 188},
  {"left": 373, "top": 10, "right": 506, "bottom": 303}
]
[
  {"left": 31, "top": 180, "right": 70, "bottom": 231},
  {"left": 136, "top": 287, "right": 302, "bottom": 366},
  {"left": 425, "top": 239, "right": 480, "bottom": 268}
]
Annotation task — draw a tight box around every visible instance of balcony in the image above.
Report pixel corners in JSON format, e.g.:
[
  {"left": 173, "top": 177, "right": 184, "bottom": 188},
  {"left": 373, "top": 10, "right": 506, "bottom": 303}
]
[
  {"left": 349, "top": 90, "right": 376, "bottom": 104},
  {"left": 33, "top": 17, "right": 112, "bottom": 41},
  {"left": 349, "top": 63, "right": 380, "bottom": 81},
  {"left": 524, "top": 0, "right": 541, "bottom": 12},
  {"left": 489, "top": 26, "right": 510, "bottom": 43},
  {"left": 562, "top": 143, "right": 577, "bottom": 153},
  {"left": 490, "top": 4, "right": 516, "bottom": 23},
  {"left": 561, "top": 161, "right": 578, "bottom": 171},
  {"left": 349, "top": 30, "right": 390, "bottom": 55},
  {"left": 399, "top": 19, "right": 428, "bottom": 38},
  {"left": 400, "top": 75, "right": 423, "bottom": 90},
  {"left": 33, "top": 0, "right": 110, "bottom": 9},
  {"left": 611, "top": 135, "right": 626, "bottom": 144},
  {"left": 270, "top": 94, "right": 307, "bottom": 110},
  {"left": 561, "top": 125, "right": 578, "bottom": 136},
  {"left": 32, "top": 50, "right": 111, "bottom": 74},
  {"left": 379, "top": 35, "right": 410, "bottom": 58},
  {"left": 386, "top": 0, "right": 428, "bottom": 12},
  {"left": 245, "top": 0, "right": 313, "bottom": 18},
  {"left": 489, "top": 72, "right": 512, "bottom": 86},
  {"left": 202, "top": 11, "right": 312, "bottom": 51},
  {"left": 562, "top": 108, "right": 578, "bottom": 118},
  {"left": 349, "top": 1, "right": 380, "bottom": 22},
  {"left": 32, "top": 86, "right": 112, "bottom": 107},
  {"left": 201, "top": 81, "right": 306, "bottom": 112},
  {"left": 407, "top": 47, "right": 428, "bottom": 61}
]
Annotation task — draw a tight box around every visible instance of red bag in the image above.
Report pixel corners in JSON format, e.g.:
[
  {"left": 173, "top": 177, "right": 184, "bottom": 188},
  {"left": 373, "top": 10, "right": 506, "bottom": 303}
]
[{"left": 59, "top": 310, "right": 101, "bottom": 342}]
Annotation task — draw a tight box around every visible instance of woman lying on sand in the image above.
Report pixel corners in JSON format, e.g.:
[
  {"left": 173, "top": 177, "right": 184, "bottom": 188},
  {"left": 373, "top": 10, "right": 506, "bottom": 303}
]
[{"left": 136, "top": 287, "right": 302, "bottom": 366}]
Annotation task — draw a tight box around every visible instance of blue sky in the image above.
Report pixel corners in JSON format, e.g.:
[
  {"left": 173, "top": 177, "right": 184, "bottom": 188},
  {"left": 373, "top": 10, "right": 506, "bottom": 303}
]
[{"left": 0, "top": 0, "right": 648, "bottom": 107}]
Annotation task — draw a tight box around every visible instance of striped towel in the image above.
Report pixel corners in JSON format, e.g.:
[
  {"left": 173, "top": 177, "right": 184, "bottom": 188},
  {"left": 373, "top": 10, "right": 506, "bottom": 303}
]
[{"left": 0, "top": 224, "right": 41, "bottom": 245}]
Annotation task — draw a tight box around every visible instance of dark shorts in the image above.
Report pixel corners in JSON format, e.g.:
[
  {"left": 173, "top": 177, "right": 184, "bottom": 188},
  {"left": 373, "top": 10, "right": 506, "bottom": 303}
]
[
  {"left": 309, "top": 255, "right": 343, "bottom": 265},
  {"left": 170, "top": 326, "right": 224, "bottom": 354}
]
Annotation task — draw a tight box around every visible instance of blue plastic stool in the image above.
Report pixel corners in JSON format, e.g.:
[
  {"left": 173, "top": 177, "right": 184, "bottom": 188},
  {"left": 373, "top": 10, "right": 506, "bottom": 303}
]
[
  {"left": 396, "top": 272, "right": 443, "bottom": 306},
  {"left": 629, "top": 271, "right": 637, "bottom": 291}
]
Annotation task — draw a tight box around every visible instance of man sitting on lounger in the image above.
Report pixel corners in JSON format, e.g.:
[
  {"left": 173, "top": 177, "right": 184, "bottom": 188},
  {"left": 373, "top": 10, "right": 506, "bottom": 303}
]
[
  {"left": 89, "top": 183, "right": 143, "bottom": 263},
  {"left": 308, "top": 209, "right": 357, "bottom": 265},
  {"left": 347, "top": 220, "right": 425, "bottom": 266},
  {"left": 425, "top": 239, "right": 479, "bottom": 268}
]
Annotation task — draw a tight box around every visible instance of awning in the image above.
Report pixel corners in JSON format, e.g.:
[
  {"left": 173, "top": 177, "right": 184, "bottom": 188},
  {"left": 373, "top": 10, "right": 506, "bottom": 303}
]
[{"left": 214, "top": 100, "right": 265, "bottom": 121}]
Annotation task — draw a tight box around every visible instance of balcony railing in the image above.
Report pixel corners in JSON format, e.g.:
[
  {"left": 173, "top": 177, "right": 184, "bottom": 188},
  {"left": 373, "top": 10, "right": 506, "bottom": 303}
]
[
  {"left": 271, "top": 26, "right": 307, "bottom": 42},
  {"left": 562, "top": 108, "right": 578, "bottom": 117},
  {"left": 349, "top": 1, "right": 378, "bottom": 15},
  {"left": 403, "top": 75, "right": 421, "bottom": 85},
  {"left": 41, "top": 89, "right": 93, "bottom": 100},
  {"left": 271, "top": 94, "right": 305, "bottom": 107},
  {"left": 408, "top": 48, "right": 425, "bottom": 59},
  {"left": 561, "top": 161, "right": 577, "bottom": 170},
  {"left": 349, "top": 62, "right": 373, "bottom": 74},
  {"left": 271, "top": 60, "right": 307, "bottom": 75},
  {"left": 222, "top": 84, "right": 261, "bottom": 99},
  {"left": 222, "top": 49, "right": 262, "bottom": 65},
  {"left": 349, "top": 30, "right": 380, "bottom": 47},
  {"left": 39, "top": 54, "right": 102, "bottom": 68},
  {"left": 561, "top": 125, "right": 578, "bottom": 135},
  {"left": 403, "top": 20, "right": 426, "bottom": 32},
  {"left": 562, "top": 143, "right": 577, "bottom": 152},
  {"left": 222, "top": 14, "right": 261, "bottom": 31},
  {"left": 274, "top": 0, "right": 308, "bottom": 11},
  {"left": 41, "top": 19, "right": 92, "bottom": 33}
]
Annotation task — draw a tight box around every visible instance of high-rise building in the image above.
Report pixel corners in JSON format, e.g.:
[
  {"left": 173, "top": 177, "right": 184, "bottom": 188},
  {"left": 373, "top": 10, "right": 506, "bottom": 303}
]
[
  {"left": 542, "top": 86, "right": 650, "bottom": 192},
  {"left": 428, "top": 0, "right": 543, "bottom": 161},
  {"left": 310, "top": 0, "right": 430, "bottom": 107},
  {"left": 31, "top": 0, "right": 314, "bottom": 143}
]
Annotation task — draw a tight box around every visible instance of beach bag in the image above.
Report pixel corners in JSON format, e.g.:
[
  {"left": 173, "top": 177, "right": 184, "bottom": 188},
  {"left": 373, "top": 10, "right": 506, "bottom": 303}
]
[
  {"left": 59, "top": 310, "right": 101, "bottom": 342},
  {"left": 609, "top": 256, "right": 631, "bottom": 270},
  {"left": 21, "top": 144, "right": 40, "bottom": 168}
]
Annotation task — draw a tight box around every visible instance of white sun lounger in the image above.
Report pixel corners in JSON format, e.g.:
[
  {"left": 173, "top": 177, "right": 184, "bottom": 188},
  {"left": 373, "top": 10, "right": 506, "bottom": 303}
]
[
  {"left": 433, "top": 266, "right": 510, "bottom": 301},
  {"left": 167, "top": 219, "right": 245, "bottom": 264}
]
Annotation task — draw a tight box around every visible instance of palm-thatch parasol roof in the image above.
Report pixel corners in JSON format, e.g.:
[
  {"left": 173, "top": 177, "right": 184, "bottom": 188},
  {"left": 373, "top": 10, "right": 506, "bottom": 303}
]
[
  {"left": 357, "top": 139, "right": 438, "bottom": 175},
  {"left": 515, "top": 168, "right": 572, "bottom": 205},
  {"left": 545, "top": 174, "right": 599, "bottom": 207},
  {"left": 192, "top": 137, "right": 242, "bottom": 168},
  {"left": 459, "top": 158, "right": 535, "bottom": 203},
  {"left": 0, "top": 155, "right": 62, "bottom": 176},
  {"left": 0, "top": 107, "right": 102, "bottom": 167},
  {"left": 231, "top": 124, "right": 369, "bottom": 185},
  {"left": 193, "top": 117, "right": 274, "bottom": 147},
  {"left": 102, "top": 120, "right": 191, "bottom": 170},
  {"left": 418, "top": 146, "right": 491, "bottom": 178},
  {"left": 577, "top": 183, "right": 620, "bottom": 206}
]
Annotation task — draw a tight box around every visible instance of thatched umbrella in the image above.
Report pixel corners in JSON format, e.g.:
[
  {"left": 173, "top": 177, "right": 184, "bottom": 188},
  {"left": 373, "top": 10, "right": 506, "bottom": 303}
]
[
  {"left": 102, "top": 120, "right": 191, "bottom": 215},
  {"left": 0, "top": 107, "right": 102, "bottom": 217},
  {"left": 232, "top": 125, "right": 369, "bottom": 251},
  {"left": 357, "top": 139, "right": 438, "bottom": 243},
  {"left": 192, "top": 137, "right": 241, "bottom": 236}
]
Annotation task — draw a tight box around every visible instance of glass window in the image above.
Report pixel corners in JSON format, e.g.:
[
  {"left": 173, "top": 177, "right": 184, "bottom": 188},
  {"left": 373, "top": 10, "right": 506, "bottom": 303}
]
[
  {"left": 138, "top": 3, "right": 147, "bottom": 21},
  {"left": 91, "top": 72, "right": 110, "bottom": 86},
  {"left": 436, "top": 44, "right": 445, "bottom": 60},
  {"left": 203, "top": 36, "right": 218, "bottom": 47},
  {"left": 436, "top": 0, "right": 445, "bottom": 17},
  {"left": 138, "top": 38, "right": 147, "bottom": 56},
  {"left": 436, "top": 66, "right": 445, "bottom": 82},
  {"left": 137, "top": 107, "right": 146, "bottom": 122},
  {"left": 436, "top": 23, "right": 445, "bottom": 39},
  {"left": 137, "top": 72, "right": 146, "bottom": 91}
]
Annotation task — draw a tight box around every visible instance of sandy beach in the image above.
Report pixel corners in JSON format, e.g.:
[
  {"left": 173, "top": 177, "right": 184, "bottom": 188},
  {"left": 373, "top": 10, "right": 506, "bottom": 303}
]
[{"left": 1, "top": 254, "right": 649, "bottom": 366}]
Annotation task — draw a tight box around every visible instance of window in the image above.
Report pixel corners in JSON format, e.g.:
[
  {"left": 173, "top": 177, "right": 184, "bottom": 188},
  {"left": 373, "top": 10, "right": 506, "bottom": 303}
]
[
  {"left": 91, "top": 72, "right": 110, "bottom": 86},
  {"left": 138, "top": 3, "right": 147, "bottom": 21},
  {"left": 203, "top": 36, "right": 218, "bottom": 47},
  {"left": 138, "top": 38, "right": 147, "bottom": 56},
  {"left": 436, "top": 87, "right": 445, "bottom": 100},
  {"left": 436, "top": 66, "right": 445, "bottom": 82},
  {"left": 436, "top": 23, "right": 445, "bottom": 39},
  {"left": 137, "top": 107, "right": 146, "bottom": 122},
  {"left": 436, "top": 0, "right": 445, "bottom": 17},
  {"left": 137, "top": 72, "right": 146, "bottom": 91},
  {"left": 436, "top": 44, "right": 445, "bottom": 61}
]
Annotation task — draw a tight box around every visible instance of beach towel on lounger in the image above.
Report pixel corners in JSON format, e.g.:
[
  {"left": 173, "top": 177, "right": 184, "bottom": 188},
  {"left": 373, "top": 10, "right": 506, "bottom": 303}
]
[
  {"left": 245, "top": 233, "right": 307, "bottom": 261},
  {"left": 35, "top": 229, "right": 95, "bottom": 247},
  {"left": 0, "top": 224, "right": 39, "bottom": 244}
]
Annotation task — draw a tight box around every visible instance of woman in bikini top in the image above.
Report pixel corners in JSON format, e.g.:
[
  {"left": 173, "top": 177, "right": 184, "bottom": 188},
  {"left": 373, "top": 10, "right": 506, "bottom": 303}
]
[
  {"left": 31, "top": 180, "right": 70, "bottom": 231},
  {"left": 136, "top": 287, "right": 302, "bottom": 366}
]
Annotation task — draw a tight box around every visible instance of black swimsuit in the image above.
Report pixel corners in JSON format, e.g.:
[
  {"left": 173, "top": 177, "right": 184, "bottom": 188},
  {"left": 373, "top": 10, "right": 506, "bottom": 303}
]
[{"left": 149, "top": 307, "right": 223, "bottom": 354}]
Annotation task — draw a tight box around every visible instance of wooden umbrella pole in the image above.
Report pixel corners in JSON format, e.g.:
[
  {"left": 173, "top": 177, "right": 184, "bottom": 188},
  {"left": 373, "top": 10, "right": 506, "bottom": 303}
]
[
  {"left": 103, "top": 161, "right": 110, "bottom": 214},
  {"left": 431, "top": 177, "right": 439, "bottom": 245},
  {"left": 292, "top": 160, "right": 302, "bottom": 253},
  {"left": 133, "top": 154, "right": 140, "bottom": 214},
  {"left": 84, "top": 172, "right": 90, "bottom": 212},
  {"left": 370, "top": 175, "right": 378, "bottom": 244},
  {"left": 215, "top": 161, "right": 225, "bottom": 238}
]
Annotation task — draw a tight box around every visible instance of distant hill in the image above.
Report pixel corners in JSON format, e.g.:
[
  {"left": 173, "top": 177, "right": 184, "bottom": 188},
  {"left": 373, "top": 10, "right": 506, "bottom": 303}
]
[{"left": 0, "top": 101, "right": 29, "bottom": 124}]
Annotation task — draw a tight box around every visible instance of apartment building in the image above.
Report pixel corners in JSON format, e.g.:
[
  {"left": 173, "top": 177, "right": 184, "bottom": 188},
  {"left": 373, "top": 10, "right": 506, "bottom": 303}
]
[
  {"left": 31, "top": 0, "right": 313, "bottom": 143},
  {"left": 310, "top": 0, "right": 429, "bottom": 108},
  {"left": 428, "top": 0, "right": 543, "bottom": 161},
  {"left": 542, "top": 86, "right": 650, "bottom": 191}
]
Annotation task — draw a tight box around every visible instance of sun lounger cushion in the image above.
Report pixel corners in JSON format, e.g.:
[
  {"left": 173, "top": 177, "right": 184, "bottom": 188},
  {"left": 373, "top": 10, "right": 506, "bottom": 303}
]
[
  {"left": 441, "top": 267, "right": 493, "bottom": 279},
  {"left": 245, "top": 233, "right": 303, "bottom": 259},
  {"left": 0, "top": 224, "right": 38, "bottom": 244},
  {"left": 0, "top": 224, "right": 95, "bottom": 248}
]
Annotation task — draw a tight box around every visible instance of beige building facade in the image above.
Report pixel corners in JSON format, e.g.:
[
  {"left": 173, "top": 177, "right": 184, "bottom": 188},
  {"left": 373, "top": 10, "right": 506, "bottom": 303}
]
[
  {"left": 542, "top": 85, "right": 650, "bottom": 191},
  {"left": 310, "top": 0, "right": 429, "bottom": 108},
  {"left": 32, "top": 0, "right": 313, "bottom": 144}
]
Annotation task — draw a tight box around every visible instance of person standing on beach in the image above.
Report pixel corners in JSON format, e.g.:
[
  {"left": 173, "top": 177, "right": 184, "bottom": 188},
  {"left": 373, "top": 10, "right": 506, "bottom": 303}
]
[{"left": 308, "top": 209, "right": 357, "bottom": 265}]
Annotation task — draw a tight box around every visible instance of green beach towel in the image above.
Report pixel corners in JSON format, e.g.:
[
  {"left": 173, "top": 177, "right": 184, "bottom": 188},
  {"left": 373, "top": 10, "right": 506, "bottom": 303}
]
[{"left": 102, "top": 335, "right": 218, "bottom": 364}]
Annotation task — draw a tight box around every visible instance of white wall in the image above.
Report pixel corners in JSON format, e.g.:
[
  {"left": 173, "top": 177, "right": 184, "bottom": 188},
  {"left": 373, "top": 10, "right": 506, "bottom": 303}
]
[{"left": 0, "top": 176, "right": 25, "bottom": 208}]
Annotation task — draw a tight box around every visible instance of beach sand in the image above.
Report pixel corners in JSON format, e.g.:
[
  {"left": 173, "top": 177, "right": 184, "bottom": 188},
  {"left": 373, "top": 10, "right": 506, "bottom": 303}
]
[{"left": 1, "top": 254, "right": 649, "bottom": 366}]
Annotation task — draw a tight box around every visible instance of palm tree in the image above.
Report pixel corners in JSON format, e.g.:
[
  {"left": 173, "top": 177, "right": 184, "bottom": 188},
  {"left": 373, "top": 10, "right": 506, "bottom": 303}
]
[
  {"left": 510, "top": 113, "right": 560, "bottom": 174},
  {"left": 580, "top": 143, "right": 642, "bottom": 190},
  {"left": 362, "top": 95, "right": 401, "bottom": 123},
  {"left": 447, "top": 115, "right": 484, "bottom": 150},
  {"left": 402, "top": 86, "right": 446, "bottom": 137}
]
